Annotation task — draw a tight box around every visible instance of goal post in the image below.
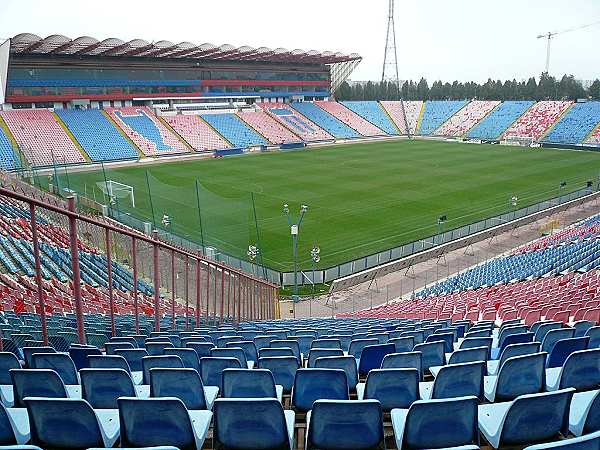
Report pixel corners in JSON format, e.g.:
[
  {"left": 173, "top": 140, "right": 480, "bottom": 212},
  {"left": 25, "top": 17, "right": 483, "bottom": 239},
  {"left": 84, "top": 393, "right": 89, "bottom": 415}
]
[{"left": 96, "top": 180, "right": 135, "bottom": 208}]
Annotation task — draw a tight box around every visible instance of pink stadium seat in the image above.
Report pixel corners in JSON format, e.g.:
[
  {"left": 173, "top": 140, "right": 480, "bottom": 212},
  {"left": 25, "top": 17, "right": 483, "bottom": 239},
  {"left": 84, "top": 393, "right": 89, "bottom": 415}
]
[
  {"left": 502, "top": 101, "right": 573, "bottom": 141},
  {"left": 237, "top": 111, "right": 301, "bottom": 144},
  {"left": 586, "top": 124, "right": 600, "bottom": 144},
  {"left": 315, "top": 101, "right": 385, "bottom": 136},
  {"left": 0, "top": 109, "right": 85, "bottom": 166},
  {"left": 380, "top": 101, "right": 423, "bottom": 135},
  {"left": 434, "top": 101, "right": 500, "bottom": 137},
  {"left": 162, "top": 114, "right": 230, "bottom": 151}
]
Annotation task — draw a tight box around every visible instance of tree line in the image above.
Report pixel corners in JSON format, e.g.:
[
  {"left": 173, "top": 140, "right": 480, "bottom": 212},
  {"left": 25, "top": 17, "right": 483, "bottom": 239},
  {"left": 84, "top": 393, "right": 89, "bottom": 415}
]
[{"left": 336, "top": 73, "right": 600, "bottom": 102}]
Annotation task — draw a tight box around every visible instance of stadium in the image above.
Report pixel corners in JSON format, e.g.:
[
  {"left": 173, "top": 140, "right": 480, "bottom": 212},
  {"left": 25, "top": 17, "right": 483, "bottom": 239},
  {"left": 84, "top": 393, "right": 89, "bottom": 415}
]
[{"left": 0, "top": 0, "right": 599, "bottom": 448}]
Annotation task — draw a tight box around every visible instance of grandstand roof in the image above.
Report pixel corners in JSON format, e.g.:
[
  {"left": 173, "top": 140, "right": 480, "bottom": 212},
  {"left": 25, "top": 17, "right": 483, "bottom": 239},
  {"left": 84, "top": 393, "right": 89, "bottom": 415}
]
[{"left": 9, "top": 33, "right": 362, "bottom": 65}]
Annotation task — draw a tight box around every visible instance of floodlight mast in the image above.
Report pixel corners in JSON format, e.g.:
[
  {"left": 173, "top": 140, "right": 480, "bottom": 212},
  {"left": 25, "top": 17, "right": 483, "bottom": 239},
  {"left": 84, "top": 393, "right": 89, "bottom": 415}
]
[
  {"left": 537, "top": 20, "right": 600, "bottom": 74},
  {"left": 382, "top": 0, "right": 411, "bottom": 138}
]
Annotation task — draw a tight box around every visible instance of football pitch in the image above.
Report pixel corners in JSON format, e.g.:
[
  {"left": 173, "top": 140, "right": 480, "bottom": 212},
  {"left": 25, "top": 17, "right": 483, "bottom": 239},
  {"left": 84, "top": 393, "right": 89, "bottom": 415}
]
[{"left": 62, "top": 139, "right": 600, "bottom": 272}]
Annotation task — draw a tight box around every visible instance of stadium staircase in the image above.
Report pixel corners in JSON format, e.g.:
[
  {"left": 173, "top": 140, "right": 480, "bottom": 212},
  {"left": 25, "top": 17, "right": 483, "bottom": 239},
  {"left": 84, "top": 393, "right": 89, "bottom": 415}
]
[
  {"left": 415, "top": 102, "right": 426, "bottom": 134},
  {"left": 52, "top": 112, "right": 92, "bottom": 163}
]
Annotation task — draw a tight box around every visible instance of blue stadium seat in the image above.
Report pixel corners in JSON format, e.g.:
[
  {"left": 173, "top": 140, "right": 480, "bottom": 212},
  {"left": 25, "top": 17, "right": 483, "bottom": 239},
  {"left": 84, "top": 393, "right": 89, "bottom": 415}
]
[
  {"left": 118, "top": 397, "right": 212, "bottom": 449},
  {"left": 145, "top": 342, "right": 173, "bottom": 356},
  {"left": 314, "top": 356, "right": 359, "bottom": 390},
  {"left": 478, "top": 388, "right": 575, "bottom": 449},
  {"left": 388, "top": 337, "right": 414, "bottom": 353},
  {"left": 0, "top": 402, "right": 18, "bottom": 445},
  {"left": 487, "top": 342, "right": 541, "bottom": 376},
  {"left": 150, "top": 368, "right": 218, "bottom": 410},
  {"left": 569, "top": 389, "right": 600, "bottom": 436},
  {"left": 547, "top": 337, "right": 590, "bottom": 368},
  {"left": 105, "top": 341, "right": 135, "bottom": 355},
  {"left": 199, "top": 357, "right": 241, "bottom": 389},
  {"left": 30, "top": 353, "right": 79, "bottom": 385},
  {"left": 357, "top": 368, "right": 419, "bottom": 411},
  {"left": 484, "top": 352, "right": 547, "bottom": 402},
  {"left": 201, "top": 113, "right": 268, "bottom": 148},
  {"left": 269, "top": 340, "right": 300, "bottom": 364},
  {"left": 291, "top": 368, "right": 348, "bottom": 413},
  {"left": 222, "top": 368, "right": 282, "bottom": 402},
  {"left": 80, "top": 368, "right": 142, "bottom": 409},
  {"left": 0, "top": 128, "right": 19, "bottom": 171},
  {"left": 413, "top": 341, "right": 445, "bottom": 372},
  {"left": 163, "top": 348, "right": 200, "bottom": 371},
  {"left": 141, "top": 355, "right": 183, "bottom": 384},
  {"left": 381, "top": 351, "right": 422, "bottom": 379},
  {"left": 391, "top": 396, "right": 479, "bottom": 449},
  {"left": 185, "top": 342, "right": 214, "bottom": 359},
  {"left": 307, "top": 348, "right": 344, "bottom": 367},
  {"left": 10, "top": 369, "right": 68, "bottom": 407},
  {"left": 213, "top": 398, "right": 294, "bottom": 450},
  {"left": 69, "top": 346, "right": 102, "bottom": 371},
  {"left": 225, "top": 340, "right": 259, "bottom": 364},
  {"left": 257, "top": 356, "right": 298, "bottom": 394},
  {"left": 541, "top": 328, "right": 576, "bottom": 354},
  {"left": 348, "top": 338, "right": 379, "bottom": 360},
  {"left": 22, "top": 346, "right": 55, "bottom": 369},
  {"left": 524, "top": 430, "right": 600, "bottom": 449},
  {"left": 546, "top": 349, "right": 600, "bottom": 391},
  {"left": 306, "top": 400, "right": 384, "bottom": 450},
  {"left": 259, "top": 347, "right": 295, "bottom": 359},
  {"left": 56, "top": 109, "right": 139, "bottom": 162},
  {"left": 420, "top": 361, "right": 485, "bottom": 401},
  {"left": 357, "top": 343, "right": 395, "bottom": 376},
  {"left": 210, "top": 347, "right": 249, "bottom": 368},
  {"left": 25, "top": 397, "right": 120, "bottom": 448}
]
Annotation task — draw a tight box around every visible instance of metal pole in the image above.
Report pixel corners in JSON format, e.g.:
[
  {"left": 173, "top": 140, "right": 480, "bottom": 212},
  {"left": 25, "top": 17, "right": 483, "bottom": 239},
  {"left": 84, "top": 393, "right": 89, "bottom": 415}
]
[
  {"left": 185, "top": 255, "right": 189, "bottom": 331},
  {"left": 171, "top": 250, "right": 176, "bottom": 331},
  {"left": 195, "top": 258, "right": 201, "bottom": 327},
  {"left": 29, "top": 203, "right": 48, "bottom": 345},
  {"left": 205, "top": 265, "right": 210, "bottom": 324},
  {"left": 226, "top": 271, "right": 231, "bottom": 322},
  {"left": 237, "top": 275, "right": 241, "bottom": 324},
  {"left": 132, "top": 237, "right": 139, "bottom": 334},
  {"left": 152, "top": 230, "right": 160, "bottom": 332},
  {"left": 67, "top": 197, "right": 86, "bottom": 344},
  {"left": 220, "top": 269, "right": 225, "bottom": 323},
  {"left": 105, "top": 228, "right": 116, "bottom": 337}
]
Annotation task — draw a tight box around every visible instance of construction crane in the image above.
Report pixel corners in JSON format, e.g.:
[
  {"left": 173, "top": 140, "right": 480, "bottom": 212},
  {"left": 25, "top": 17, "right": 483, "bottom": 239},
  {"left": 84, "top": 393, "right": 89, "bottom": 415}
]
[{"left": 537, "top": 20, "right": 600, "bottom": 74}]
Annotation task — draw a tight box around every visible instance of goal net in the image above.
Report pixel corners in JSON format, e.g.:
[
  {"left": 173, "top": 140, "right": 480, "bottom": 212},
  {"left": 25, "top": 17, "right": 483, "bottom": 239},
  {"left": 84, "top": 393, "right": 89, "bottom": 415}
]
[{"left": 96, "top": 180, "right": 135, "bottom": 207}]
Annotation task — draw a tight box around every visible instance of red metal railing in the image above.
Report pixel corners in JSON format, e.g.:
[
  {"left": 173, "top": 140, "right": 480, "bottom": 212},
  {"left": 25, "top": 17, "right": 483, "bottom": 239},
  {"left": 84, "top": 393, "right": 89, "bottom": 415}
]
[{"left": 0, "top": 184, "right": 279, "bottom": 344}]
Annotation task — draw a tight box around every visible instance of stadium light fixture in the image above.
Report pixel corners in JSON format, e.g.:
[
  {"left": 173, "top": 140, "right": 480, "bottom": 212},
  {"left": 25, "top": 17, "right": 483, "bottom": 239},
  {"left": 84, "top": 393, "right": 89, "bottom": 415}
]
[{"left": 283, "top": 203, "right": 309, "bottom": 317}]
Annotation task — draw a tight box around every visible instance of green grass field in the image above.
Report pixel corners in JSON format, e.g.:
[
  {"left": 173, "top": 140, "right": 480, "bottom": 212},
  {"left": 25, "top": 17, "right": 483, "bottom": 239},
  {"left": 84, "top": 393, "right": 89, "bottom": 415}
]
[{"left": 60, "top": 140, "right": 600, "bottom": 271}]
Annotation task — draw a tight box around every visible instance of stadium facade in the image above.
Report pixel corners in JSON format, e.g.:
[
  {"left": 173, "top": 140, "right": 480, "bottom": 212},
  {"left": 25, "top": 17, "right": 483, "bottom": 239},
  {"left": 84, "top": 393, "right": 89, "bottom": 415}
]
[{"left": 0, "top": 33, "right": 362, "bottom": 109}]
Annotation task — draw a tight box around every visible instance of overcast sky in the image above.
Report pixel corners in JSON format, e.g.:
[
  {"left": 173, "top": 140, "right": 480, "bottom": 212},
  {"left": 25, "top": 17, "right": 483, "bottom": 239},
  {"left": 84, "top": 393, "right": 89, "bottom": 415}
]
[{"left": 1, "top": 0, "right": 599, "bottom": 83}]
